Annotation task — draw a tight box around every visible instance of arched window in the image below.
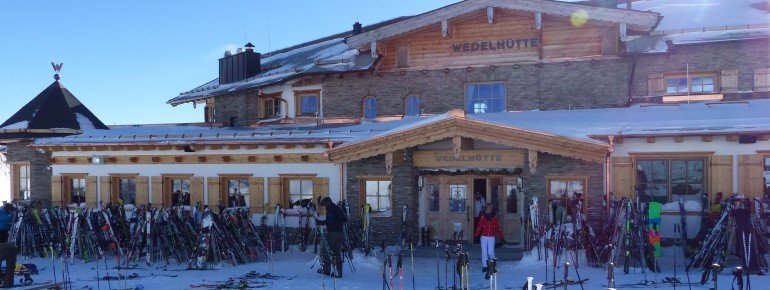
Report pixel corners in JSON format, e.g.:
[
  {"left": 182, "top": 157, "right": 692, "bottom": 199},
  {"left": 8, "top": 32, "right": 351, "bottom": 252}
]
[
  {"left": 405, "top": 95, "right": 420, "bottom": 116},
  {"left": 363, "top": 96, "right": 377, "bottom": 118}
]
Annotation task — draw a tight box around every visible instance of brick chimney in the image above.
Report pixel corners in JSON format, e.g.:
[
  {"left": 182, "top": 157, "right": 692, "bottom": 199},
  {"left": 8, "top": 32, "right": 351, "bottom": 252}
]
[{"left": 219, "top": 42, "right": 261, "bottom": 85}]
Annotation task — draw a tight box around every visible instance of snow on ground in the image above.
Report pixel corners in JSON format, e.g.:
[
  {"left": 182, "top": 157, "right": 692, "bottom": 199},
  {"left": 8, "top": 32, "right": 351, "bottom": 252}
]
[{"left": 14, "top": 245, "right": 770, "bottom": 289}]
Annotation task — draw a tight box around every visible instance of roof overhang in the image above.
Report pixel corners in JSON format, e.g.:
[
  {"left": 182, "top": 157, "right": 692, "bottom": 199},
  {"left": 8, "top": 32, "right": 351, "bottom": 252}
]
[
  {"left": 328, "top": 110, "right": 611, "bottom": 164},
  {"left": 346, "top": 0, "right": 660, "bottom": 48}
]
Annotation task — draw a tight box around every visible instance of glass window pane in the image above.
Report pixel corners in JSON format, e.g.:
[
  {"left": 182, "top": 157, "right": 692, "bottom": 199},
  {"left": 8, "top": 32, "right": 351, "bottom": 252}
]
[
  {"left": 688, "top": 160, "right": 704, "bottom": 183},
  {"left": 449, "top": 184, "right": 467, "bottom": 213},
  {"left": 671, "top": 160, "right": 686, "bottom": 184},
  {"left": 379, "top": 181, "right": 391, "bottom": 195},
  {"left": 301, "top": 180, "right": 313, "bottom": 197},
  {"left": 379, "top": 197, "right": 391, "bottom": 211},
  {"left": 651, "top": 160, "right": 668, "bottom": 183},
  {"left": 289, "top": 180, "right": 301, "bottom": 195},
  {"left": 506, "top": 185, "right": 517, "bottom": 214},
  {"left": 550, "top": 181, "right": 566, "bottom": 199},
  {"left": 429, "top": 184, "right": 440, "bottom": 212},
  {"left": 366, "top": 181, "right": 378, "bottom": 195}
]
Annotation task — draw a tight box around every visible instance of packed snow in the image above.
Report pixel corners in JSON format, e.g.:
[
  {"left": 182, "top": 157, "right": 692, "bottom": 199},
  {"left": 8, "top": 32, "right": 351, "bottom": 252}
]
[
  {"left": 625, "top": 0, "right": 770, "bottom": 31},
  {"left": 13, "top": 245, "right": 769, "bottom": 289}
]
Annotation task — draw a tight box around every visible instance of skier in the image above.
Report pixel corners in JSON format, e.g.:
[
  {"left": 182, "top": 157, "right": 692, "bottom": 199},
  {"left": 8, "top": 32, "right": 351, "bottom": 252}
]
[
  {"left": 0, "top": 204, "right": 14, "bottom": 242},
  {"left": 315, "top": 196, "right": 346, "bottom": 278},
  {"left": 474, "top": 202, "right": 505, "bottom": 277}
]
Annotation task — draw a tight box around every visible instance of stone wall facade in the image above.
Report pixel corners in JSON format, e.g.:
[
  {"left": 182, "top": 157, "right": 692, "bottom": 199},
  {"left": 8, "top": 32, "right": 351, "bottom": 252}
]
[
  {"left": 322, "top": 58, "right": 630, "bottom": 117},
  {"left": 520, "top": 152, "right": 605, "bottom": 229},
  {"left": 345, "top": 148, "right": 604, "bottom": 243},
  {"left": 632, "top": 39, "right": 770, "bottom": 98},
  {"left": 212, "top": 89, "right": 260, "bottom": 126},
  {"left": 6, "top": 142, "right": 52, "bottom": 204},
  {"left": 345, "top": 149, "right": 419, "bottom": 245}
]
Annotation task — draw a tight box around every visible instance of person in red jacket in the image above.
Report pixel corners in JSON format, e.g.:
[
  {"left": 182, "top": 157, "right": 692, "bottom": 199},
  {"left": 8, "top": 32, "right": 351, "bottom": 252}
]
[{"left": 474, "top": 202, "right": 505, "bottom": 275}]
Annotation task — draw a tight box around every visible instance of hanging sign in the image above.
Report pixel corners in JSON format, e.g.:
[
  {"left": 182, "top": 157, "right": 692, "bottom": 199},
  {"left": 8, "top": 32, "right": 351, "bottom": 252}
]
[{"left": 413, "top": 150, "right": 525, "bottom": 168}]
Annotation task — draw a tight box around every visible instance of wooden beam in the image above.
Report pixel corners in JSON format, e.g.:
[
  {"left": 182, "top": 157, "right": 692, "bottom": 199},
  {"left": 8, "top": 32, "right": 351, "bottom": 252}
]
[
  {"left": 283, "top": 144, "right": 296, "bottom": 149},
  {"left": 701, "top": 135, "right": 713, "bottom": 142},
  {"left": 674, "top": 136, "right": 684, "bottom": 143},
  {"left": 726, "top": 135, "right": 739, "bottom": 142},
  {"left": 646, "top": 137, "right": 656, "bottom": 143},
  {"left": 51, "top": 153, "right": 330, "bottom": 165},
  {"left": 759, "top": 135, "right": 770, "bottom": 141}
]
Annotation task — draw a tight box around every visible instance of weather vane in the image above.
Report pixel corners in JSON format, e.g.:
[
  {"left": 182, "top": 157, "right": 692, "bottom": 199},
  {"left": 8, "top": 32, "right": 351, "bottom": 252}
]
[{"left": 51, "top": 62, "right": 63, "bottom": 80}]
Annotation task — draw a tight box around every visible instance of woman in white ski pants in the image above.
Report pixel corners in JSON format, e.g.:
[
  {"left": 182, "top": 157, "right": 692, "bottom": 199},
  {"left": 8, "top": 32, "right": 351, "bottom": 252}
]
[{"left": 474, "top": 202, "right": 506, "bottom": 271}]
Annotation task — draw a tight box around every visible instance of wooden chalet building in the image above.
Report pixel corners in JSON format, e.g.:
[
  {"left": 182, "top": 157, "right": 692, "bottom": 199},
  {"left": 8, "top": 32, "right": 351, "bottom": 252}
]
[{"left": 3, "top": 0, "right": 769, "bottom": 246}]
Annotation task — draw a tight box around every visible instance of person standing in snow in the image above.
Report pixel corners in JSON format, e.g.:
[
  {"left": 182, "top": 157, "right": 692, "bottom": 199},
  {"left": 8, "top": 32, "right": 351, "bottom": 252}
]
[
  {"left": 0, "top": 204, "right": 14, "bottom": 242},
  {"left": 314, "top": 196, "right": 346, "bottom": 278},
  {"left": 474, "top": 202, "right": 505, "bottom": 277}
]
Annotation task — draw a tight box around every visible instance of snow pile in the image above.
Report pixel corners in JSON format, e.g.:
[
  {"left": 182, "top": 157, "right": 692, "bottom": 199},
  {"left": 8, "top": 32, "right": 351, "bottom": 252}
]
[
  {"left": 75, "top": 113, "right": 96, "bottom": 130},
  {"left": 627, "top": 0, "right": 770, "bottom": 31},
  {"left": 660, "top": 199, "right": 703, "bottom": 212}
]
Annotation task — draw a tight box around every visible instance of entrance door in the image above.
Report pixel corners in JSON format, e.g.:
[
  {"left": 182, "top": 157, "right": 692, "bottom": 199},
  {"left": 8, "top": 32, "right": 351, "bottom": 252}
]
[
  {"left": 424, "top": 176, "right": 471, "bottom": 243},
  {"left": 445, "top": 180, "right": 470, "bottom": 242}
]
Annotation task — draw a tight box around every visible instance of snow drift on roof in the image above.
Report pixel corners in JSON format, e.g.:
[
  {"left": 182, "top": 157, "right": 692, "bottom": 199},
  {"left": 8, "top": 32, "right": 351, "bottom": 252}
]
[
  {"left": 0, "top": 81, "right": 108, "bottom": 133},
  {"left": 627, "top": 0, "right": 769, "bottom": 31},
  {"left": 168, "top": 39, "right": 375, "bottom": 105}
]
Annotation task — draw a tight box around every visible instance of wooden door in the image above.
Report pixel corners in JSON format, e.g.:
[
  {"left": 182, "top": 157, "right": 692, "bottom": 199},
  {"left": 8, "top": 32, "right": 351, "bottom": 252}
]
[{"left": 444, "top": 179, "right": 470, "bottom": 242}]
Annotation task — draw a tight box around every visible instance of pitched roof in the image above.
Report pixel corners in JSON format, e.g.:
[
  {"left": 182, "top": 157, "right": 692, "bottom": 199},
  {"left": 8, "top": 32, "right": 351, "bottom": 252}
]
[
  {"left": 167, "top": 17, "right": 414, "bottom": 106},
  {"left": 0, "top": 80, "right": 108, "bottom": 139},
  {"left": 346, "top": 0, "right": 660, "bottom": 48},
  {"left": 624, "top": 0, "right": 770, "bottom": 54}
]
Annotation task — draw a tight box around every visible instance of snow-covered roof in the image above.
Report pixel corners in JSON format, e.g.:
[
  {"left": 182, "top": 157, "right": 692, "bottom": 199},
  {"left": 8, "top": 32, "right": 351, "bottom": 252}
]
[
  {"left": 32, "top": 118, "right": 433, "bottom": 146},
  {"left": 624, "top": 0, "right": 770, "bottom": 54},
  {"left": 0, "top": 80, "right": 108, "bottom": 139},
  {"left": 36, "top": 99, "right": 770, "bottom": 147},
  {"left": 168, "top": 38, "right": 376, "bottom": 106},
  {"left": 627, "top": 0, "right": 769, "bottom": 32},
  {"left": 470, "top": 99, "right": 770, "bottom": 139}
]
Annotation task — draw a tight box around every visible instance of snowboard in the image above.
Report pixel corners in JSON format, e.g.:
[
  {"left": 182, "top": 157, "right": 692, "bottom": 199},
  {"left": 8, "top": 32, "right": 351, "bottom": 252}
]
[{"left": 647, "top": 201, "right": 662, "bottom": 257}]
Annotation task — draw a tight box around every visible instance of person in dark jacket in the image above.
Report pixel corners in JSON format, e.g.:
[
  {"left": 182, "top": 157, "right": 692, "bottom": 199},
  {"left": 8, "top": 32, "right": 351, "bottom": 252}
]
[
  {"left": 0, "top": 204, "right": 14, "bottom": 242},
  {"left": 474, "top": 202, "right": 505, "bottom": 274},
  {"left": 314, "top": 196, "right": 346, "bottom": 278}
]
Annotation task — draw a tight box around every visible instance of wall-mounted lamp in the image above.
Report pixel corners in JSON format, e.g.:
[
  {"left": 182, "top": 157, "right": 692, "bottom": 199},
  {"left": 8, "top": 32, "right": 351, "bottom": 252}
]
[
  {"left": 91, "top": 156, "right": 104, "bottom": 165},
  {"left": 417, "top": 176, "right": 425, "bottom": 191},
  {"left": 516, "top": 176, "right": 524, "bottom": 189}
]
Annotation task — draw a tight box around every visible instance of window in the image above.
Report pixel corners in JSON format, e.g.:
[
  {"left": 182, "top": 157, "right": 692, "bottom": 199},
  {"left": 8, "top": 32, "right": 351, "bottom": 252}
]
[
  {"left": 466, "top": 83, "right": 505, "bottom": 113},
  {"left": 546, "top": 177, "right": 587, "bottom": 222},
  {"left": 298, "top": 95, "right": 319, "bottom": 115},
  {"left": 636, "top": 159, "right": 704, "bottom": 203},
  {"left": 166, "top": 178, "right": 191, "bottom": 207},
  {"left": 428, "top": 183, "right": 440, "bottom": 212},
  {"left": 397, "top": 46, "right": 409, "bottom": 68},
  {"left": 665, "top": 74, "right": 717, "bottom": 95},
  {"left": 287, "top": 179, "right": 314, "bottom": 207},
  {"left": 764, "top": 157, "right": 770, "bottom": 197},
  {"left": 70, "top": 178, "right": 86, "bottom": 205},
  {"left": 117, "top": 178, "right": 136, "bottom": 205},
  {"left": 361, "top": 178, "right": 391, "bottom": 214},
  {"left": 225, "top": 179, "right": 249, "bottom": 207},
  {"left": 261, "top": 97, "right": 282, "bottom": 119},
  {"left": 448, "top": 183, "right": 468, "bottom": 212},
  {"left": 12, "top": 163, "right": 31, "bottom": 200},
  {"left": 505, "top": 182, "right": 518, "bottom": 214},
  {"left": 405, "top": 95, "right": 420, "bottom": 116},
  {"left": 363, "top": 97, "right": 377, "bottom": 118}
]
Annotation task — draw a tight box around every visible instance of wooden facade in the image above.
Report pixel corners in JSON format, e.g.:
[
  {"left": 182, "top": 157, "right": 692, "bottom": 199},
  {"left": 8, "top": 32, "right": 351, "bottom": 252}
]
[{"left": 378, "top": 9, "right": 616, "bottom": 71}]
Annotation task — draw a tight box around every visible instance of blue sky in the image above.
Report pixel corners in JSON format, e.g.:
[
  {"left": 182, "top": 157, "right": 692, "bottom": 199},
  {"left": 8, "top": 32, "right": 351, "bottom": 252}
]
[{"left": 0, "top": 1, "right": 456, "bottom": 125}]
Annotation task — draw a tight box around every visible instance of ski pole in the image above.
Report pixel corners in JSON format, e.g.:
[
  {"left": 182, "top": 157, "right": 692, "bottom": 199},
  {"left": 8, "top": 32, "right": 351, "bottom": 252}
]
[
  {"left": 712, "top": 263, "right": 720, "bottom": 290},
  {"left": 410, "top": 241, "right": 415, "bottom": 290},
  {"left": 563, "top": 262, "right": 569, "bottom": 290}
]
